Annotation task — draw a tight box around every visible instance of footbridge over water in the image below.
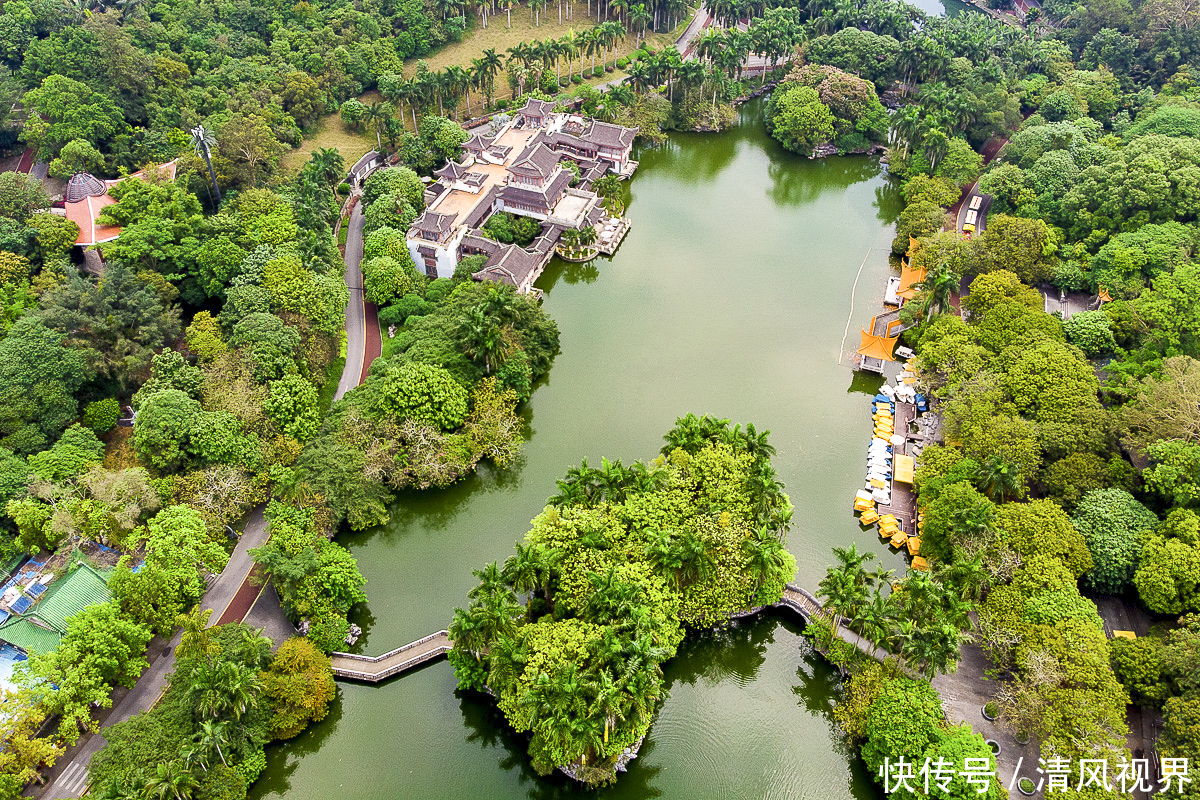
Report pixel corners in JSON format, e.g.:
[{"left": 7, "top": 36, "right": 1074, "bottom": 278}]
[{"left": 329, "top": 583, "right": 882, "bottom": 683}]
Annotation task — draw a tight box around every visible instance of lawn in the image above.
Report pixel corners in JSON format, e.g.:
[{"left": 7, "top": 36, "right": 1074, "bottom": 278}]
[
  {"left": 281, "top": 95, "right": 380, "bottom": 175},
  {"left": 285, "top": 8, "right": 690, "bottom": 173},
  {"left": 418, "top": 1, "right": 682, "bottom": 77}
]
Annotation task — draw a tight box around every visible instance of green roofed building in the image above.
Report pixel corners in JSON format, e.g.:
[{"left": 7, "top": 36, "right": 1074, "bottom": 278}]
[{"left": 0, "top": 562, "right": 112, "bottom": 656}]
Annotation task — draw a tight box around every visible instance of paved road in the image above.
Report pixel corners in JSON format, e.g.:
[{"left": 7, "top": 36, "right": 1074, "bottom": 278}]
[
  {"left": 335, "top": 201, "right": 367, "bottom": 402},
  {"left": 675, "top": 7, "right": 711, "bottom": 58},
  {"left": 36, "top": 510, "right": 272, "bottom": 800}
]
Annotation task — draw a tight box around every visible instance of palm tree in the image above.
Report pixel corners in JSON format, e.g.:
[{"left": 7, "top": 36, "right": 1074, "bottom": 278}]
[
  {"left": 938, "top": 553, "right": 987, "bottom": 602},
  {"left": 141, "top": 762, "right": 199, "bottom": 800},
  {"left": 308, "top": 147, "right": 344, "bottom": 188},
  {"left": 503, "top": 0, "right": 514, "bottom": 26},
  {"left": 449, "top": 606, "right": 487, "bottom": 659},
  {"left": 588, "top": 668, "right": 625, "bottom": 745},
  {"left": 561, "top": 30, "right": 580, "bottom": 80},
  {"left": 458, "top": 306, "right": 503, "bottom": 373},
  {"left": 189, "top": 125, "right": 221, "bottom": 206},
  {"left": 630, "top": 3, "right": 651, "bottom": 42},
  {"left": 475, "top": 48, "right": 503, "bottom": 108},
  {"left": 394, "top": 79, "right": 420, "bottom": 131},
  {"left": 604, "top": 21, "right": 625, "bottom": 67},
  {"left": 189, "top": 720, "right": 231, "bottom": 768},
  {"left": 694, "top": 27, "right": 723, "bottom": 66},
  {"left": 975, "top": 455, "right": 1020, "bottom": 503},
  {"left": 914, "top": 264, "right": 957, "bottom": 322},
  {"left": 364, "top": 101, "right": 387, "bottom": 149},
  {"left": 469, "top": 561, "right": 508, "bottom": 600},
  {"left": 502, "top": 543, "right": 557, "bottom": 596},
  {"left": 531, "top": 0, "right": 547, "bottom": 25},
  {"left": 580, "top": 29, "right": 598, "bottom": 75},
  {"left": 445, "top": 65, "right": 471, "bottom": 118},
  {"left": 626, "top": 59, "right": 654, "bottom": 93},
  {"left": 742, "top": 527, "right": 790, "bottom": 595},
  {"left": 221, "top": 666, "right": 262, "bottom": 721},
  {"left": 487, "top": 633, "right": 529, "bottom": 686}
]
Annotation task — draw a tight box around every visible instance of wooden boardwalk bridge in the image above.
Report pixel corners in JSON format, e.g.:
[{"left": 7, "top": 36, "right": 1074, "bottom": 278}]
[
  {"left": 330, "top": 630, "right": 452, "bottom": 682},
  {"left": 329, "top": 582, "right": 887, "bottom": 683}
]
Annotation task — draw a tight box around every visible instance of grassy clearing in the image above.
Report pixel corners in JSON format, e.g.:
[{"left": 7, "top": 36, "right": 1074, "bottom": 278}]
[
  {"left": 418, "top": 1, "right": 679, "bottom": 76},
  {"left": 289, "top": 10, "right": 689, "bottom": 169},
  {"left": 282, "top": 98, "right": 380, "bottom": 175}
]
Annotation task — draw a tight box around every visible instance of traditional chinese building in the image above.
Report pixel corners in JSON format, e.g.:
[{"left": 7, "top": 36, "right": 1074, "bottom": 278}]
[{"left": 405, "top": 100, "right": 638, "bottom": 294}]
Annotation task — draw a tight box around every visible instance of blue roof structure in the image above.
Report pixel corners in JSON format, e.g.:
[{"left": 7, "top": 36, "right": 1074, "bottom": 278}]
[{"left": 9, "top": 596, "right": 31, "bottom": 615}]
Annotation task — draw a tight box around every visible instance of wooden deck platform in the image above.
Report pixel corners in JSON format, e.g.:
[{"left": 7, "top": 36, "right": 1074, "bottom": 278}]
[
  {"left": 877, "top": 401, "right": 919, "bottom": 536},
  {"left": 596, "top": 216, "right": 630, "bottom": 255}
]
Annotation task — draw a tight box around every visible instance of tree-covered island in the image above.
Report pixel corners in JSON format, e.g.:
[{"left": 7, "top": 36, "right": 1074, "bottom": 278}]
[{"left": 449, "top": 414, "right": 796, "bottom": 784}]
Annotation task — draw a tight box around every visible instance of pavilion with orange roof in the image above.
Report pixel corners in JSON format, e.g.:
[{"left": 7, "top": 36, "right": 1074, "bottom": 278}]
[{"left": 63, "top": 161, "right": 178, "bottom": 247}]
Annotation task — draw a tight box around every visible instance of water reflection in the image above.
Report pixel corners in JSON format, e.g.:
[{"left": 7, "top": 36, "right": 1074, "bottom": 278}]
[
  {"left": 874, "top": 178, "right": 905, "bottom": 225},
  {"left": 638, "top": 131, "right": 740, "bottom": 186},
  {"left": 847, "top": 371, "right": 885, "bottom": 397},
  {"left": 540, "top": 255, "right": 602, "bottom": 291},
  {"left": 767, "top": 157, "right": 883, "bottom": 207}
]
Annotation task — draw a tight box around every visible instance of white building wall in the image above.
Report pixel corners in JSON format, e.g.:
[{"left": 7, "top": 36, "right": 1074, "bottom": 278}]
[{"left": 405, "top": 227, "right": 468, "bottom": 280}]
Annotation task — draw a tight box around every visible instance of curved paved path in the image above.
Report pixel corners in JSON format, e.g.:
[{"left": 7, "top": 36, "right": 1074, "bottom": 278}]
[
  {"left": 335, "top": 201, "right": 371, "bottom": 402},
  {"left": 36, "top": 511, "right": 274, "bottom": 799}
]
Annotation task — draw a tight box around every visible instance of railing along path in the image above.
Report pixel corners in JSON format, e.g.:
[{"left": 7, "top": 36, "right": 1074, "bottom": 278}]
[{"left": 329, "top": 580, "right": 889, "bottom": 683}]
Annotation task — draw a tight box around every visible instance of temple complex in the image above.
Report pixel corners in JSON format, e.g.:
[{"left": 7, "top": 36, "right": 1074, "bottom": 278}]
[{"left": 406, "top": 99, "right": 638, "bottom": 294}]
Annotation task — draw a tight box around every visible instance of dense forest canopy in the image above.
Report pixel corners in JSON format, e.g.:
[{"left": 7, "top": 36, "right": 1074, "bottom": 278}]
[{"left": 2, "top": 0, "right": 1200, "bottom": 791}]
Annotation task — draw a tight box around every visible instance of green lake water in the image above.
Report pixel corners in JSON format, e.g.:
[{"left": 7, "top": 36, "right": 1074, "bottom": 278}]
[{"left": 250, "top": 100, "right": 906, "bottom": 800}]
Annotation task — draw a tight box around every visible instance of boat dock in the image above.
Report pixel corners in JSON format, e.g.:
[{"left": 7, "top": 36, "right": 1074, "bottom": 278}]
[{"left": 877, "top": 400, "right": 919, "bottom": 536}]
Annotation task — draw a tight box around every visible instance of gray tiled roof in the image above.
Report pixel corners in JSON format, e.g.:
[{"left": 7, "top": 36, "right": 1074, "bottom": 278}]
[
  {"left": 434, "top": 161, "right": 467, "bottom": 180},
  {"left": 461, "top": 233, "right": 502, "bottom": 255},
  {"left": 463, "top": 133, "right": 494, "bottom": 151},
  {"left": 413, "top": 210, "right": 456, "bottom": 235},
  {"left": 517, "top": 98, "right": 556, "bottom": 118},
  {"left": 500, "top": 168, "right": 570, "bottom": 209},
  {"left": 510, "top": 143, "right": 560, "bottom": 177},
  {"left": 473, "top": 242, "right": 550, "bottom": 289},
  {"left": 584, "top": 120, "right": 638, "bottom": 148}
]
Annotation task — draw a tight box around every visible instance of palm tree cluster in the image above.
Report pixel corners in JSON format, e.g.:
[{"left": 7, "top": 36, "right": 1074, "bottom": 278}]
[
  {"left": 449, "top": 416, "right": 796, "bottom": 783},
  {"left": 101, "top": 620, "right": 273, "bottom": 800},
  {"left": 455, "top": 284, "right": 522, "bottom": 375},
  {"left": 557, "top": 225, "right": 600, "bottom": 254},
  {"left": 817, "top": 544, "right": 973, "bottom": 677},
  {"left": 293, "top": 147, "right": 344, "bottom": 265},
  {"left": 883, "top": 15, "right": 1045, "bottom": 166},
  {"left": 431, "top": 0, "right": 692, "bottom": 34}
]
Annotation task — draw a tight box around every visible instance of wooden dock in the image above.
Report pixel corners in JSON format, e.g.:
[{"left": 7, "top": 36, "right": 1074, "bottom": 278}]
[
  {"left": 330, "top": 630, "right": 452, "bottom": 682},
  {"left": 877, "top": 400, "right": 919, "bottom": 536}
]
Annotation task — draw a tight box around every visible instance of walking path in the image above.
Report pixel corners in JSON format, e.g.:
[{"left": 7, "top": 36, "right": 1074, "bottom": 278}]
[
  {"left": 34, "top": 510, "right": 275, "bottom": 800},
  {"left": 327, "top": 582, "right": 884, "bottom": 683},
  {"left": 675, "top": 7, "right": 711, "bottom": 57},
  {"left": 931, "top": 637, "right": 1042, "bottom": 797},
  {"left": 330, "top": 631, "right": 452, "bottom": 682}
]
